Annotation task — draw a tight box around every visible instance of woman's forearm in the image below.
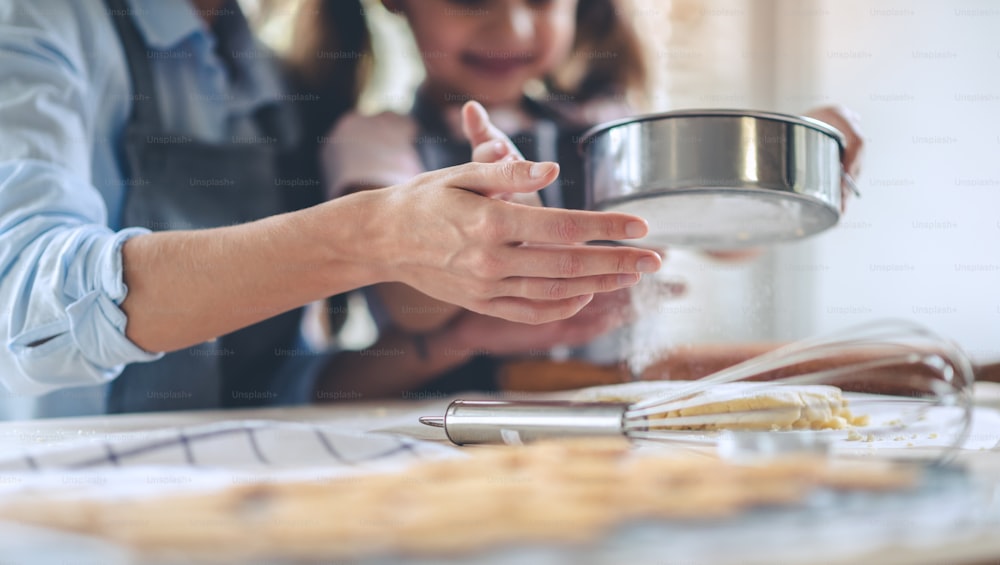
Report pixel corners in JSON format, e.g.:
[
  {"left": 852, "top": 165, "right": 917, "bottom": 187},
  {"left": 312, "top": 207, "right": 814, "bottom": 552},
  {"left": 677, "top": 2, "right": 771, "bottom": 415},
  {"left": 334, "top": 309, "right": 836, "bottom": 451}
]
[
  {"left": 119, "top": 160, "right": 661, "bottom": 353},
  {"left": 120, "top": 193, "right": 384, "bottom": 352}
]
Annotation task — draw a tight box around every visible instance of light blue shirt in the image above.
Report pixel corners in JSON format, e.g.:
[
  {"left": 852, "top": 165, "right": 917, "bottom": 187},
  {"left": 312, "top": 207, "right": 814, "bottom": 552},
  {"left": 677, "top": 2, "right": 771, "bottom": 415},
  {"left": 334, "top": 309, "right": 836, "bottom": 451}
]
[{"left": 0, "top": 0, "right": 320, "bottom": 418}]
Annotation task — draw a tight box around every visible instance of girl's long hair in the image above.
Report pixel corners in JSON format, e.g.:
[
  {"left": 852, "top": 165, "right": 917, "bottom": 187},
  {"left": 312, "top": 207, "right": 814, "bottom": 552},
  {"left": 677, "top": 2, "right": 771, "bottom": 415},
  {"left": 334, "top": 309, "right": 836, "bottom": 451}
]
[
  {"left": 286, "top": 0, "right": 372, "bottom": 137},
  {"left": 284, "top": 0, "right": 372, "bottom": 337},
  {"left": 548, "top": 0, "right": 649, "bottom": 104}
]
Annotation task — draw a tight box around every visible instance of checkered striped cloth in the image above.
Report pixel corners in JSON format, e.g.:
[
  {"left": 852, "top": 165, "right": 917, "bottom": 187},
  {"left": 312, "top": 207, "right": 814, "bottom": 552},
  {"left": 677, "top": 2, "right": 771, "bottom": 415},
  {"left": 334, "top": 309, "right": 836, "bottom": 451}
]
[{"left": 0, "top": 420, "right": 459, "bottom": 472}]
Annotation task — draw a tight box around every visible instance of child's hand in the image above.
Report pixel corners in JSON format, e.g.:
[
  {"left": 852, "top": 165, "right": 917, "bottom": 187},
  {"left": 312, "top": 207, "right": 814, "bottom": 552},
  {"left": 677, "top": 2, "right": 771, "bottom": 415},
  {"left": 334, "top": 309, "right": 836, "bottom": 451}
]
[
  {"left": 447, "top": 288, "right": 635, "bottom": 356},
  {"left": 706, "top": 106, "right": 863, "bottom": 259},
  {"left": 804, "top": 105, "right": 865, "bottom": 212},
  {"left": 462, "top": 100, "right": 524, "bottom": 162},
  {"left": 461, "top": 101, "right": 543, "bottom": 207}
]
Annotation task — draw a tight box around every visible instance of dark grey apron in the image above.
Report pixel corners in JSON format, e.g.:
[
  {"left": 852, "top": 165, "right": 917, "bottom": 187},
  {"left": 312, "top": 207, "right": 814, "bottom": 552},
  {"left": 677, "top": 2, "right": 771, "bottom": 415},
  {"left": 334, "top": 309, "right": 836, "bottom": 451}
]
[
  {"left": 406, "top": 92, "right": 592, "bottom": 395},
  {"left": 103, "top": 0, "right": 317, "bottom": 413}
]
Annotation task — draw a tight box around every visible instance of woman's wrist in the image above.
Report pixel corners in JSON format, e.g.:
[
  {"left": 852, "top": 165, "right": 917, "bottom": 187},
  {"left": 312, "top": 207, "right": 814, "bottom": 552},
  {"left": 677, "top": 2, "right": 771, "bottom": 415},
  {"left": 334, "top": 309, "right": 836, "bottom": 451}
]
[{"left": 307, "top": 190, "right": 394, "bottom": 288}]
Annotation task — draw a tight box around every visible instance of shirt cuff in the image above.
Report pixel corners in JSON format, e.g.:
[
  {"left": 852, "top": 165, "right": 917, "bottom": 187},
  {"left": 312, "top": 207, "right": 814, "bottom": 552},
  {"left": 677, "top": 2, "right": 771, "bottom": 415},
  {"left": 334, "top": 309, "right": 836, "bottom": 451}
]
[
  {"left": 6, "top": 228, "right": 163, "bottom": 395},
  {"left": 76, "top": 226, "right": 163, "bottom": 362}
]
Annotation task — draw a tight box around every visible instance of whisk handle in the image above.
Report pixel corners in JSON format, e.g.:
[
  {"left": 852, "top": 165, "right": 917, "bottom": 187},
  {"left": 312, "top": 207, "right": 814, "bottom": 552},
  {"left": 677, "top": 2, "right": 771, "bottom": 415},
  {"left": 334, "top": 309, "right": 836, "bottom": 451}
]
[{"left": 428, "top": 400, "right": 630, "bottom": 446}]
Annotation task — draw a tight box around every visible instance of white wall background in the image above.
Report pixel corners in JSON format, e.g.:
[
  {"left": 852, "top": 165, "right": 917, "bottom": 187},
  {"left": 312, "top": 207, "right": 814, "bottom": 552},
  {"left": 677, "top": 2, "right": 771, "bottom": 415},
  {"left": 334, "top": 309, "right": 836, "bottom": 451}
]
[
  {"left": 623, "top": 0, "right": 1000, "bottom": 367},
  {"left": 766, "top": 0, "right": 1000, "bottom": 362}
]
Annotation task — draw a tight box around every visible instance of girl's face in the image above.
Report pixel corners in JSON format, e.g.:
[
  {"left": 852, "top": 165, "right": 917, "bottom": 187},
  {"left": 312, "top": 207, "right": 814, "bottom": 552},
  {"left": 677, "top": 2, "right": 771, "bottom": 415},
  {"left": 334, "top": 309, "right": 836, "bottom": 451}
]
[{"left": 393, "top": 0, "right": 580, "bottom": 106}]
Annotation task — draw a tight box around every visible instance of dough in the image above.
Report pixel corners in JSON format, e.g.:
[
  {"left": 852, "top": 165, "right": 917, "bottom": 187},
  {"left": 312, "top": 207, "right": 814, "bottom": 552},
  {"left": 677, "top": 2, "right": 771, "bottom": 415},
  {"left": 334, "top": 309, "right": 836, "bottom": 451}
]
[
  {"left": 0, "top": 438, "right": 913, "bottom": 561},
  {"left": 571, "top": 381, "right": 869, "bottom": 431}
]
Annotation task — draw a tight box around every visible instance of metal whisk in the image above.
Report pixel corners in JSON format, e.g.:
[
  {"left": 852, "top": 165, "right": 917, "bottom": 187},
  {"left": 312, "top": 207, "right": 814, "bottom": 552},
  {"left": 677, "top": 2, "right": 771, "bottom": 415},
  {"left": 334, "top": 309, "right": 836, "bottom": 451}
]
[{"left": 419, "top": 320, "right": 974, "bottom": 459}]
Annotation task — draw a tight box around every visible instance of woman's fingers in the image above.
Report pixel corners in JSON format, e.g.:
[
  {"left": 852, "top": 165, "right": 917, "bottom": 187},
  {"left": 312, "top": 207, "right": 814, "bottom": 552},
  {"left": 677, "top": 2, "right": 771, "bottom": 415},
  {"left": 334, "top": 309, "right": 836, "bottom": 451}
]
[
  {"left": 432, "top": 161, "right": 654, "bottom": 244},
  {"left": 502, "top": 191, "right": 544, "bottom": 207},
  {"left": 480, "top": 295, "right": 594, "bottom": 326},
  {"left": 495, "top": 273, "right": 639, "bottom": 301},
  {"left": 391, "top": 157, "right": 663, "bottom": 325},
  {"left": 436, "top": 160, "right": 559, "bottom": 198},
  {"left": 453, "top": 285, "right": 636, "bottom": 354},
  {"left": 491, "top": 244, "right": 661, "bottom": 278},
  {"left": 497, "top": 205, "right": 654, "bottom": 245}
]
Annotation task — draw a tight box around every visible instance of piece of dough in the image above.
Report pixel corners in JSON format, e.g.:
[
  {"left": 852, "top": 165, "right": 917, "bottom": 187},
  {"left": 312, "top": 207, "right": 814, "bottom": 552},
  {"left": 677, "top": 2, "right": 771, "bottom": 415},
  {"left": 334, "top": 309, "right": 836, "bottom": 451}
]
[
  {"left": 0, "top": 438, "right": 913, "bottom": 562},
  {"left": 572, "top": 381, "right": 869, "bottom": 431}
]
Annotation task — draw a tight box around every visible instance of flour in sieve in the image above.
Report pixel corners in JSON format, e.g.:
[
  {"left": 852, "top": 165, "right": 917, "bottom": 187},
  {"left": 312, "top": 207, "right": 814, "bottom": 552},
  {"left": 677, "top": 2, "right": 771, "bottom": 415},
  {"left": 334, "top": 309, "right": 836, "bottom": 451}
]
[{"left": 605, "top": 191, "right": 836, "bottom": 248}]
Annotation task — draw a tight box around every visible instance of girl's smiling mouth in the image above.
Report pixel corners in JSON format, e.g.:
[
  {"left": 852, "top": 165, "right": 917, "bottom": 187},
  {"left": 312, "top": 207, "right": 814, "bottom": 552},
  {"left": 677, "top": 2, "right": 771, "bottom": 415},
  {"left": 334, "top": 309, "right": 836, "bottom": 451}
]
[{"left": 460, "top": 51, "right": 537, "bottom": 75}]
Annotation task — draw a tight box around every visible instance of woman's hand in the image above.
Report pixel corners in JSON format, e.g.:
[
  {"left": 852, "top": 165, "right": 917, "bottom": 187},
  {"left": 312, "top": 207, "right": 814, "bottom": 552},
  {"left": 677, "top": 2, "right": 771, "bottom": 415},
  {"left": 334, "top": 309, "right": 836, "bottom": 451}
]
[
  {"left": 363, "top": 100, "right": 546, "bottom": 332},
  {"left": 804, "top": 105, "right": 865, "bottom": 212},
  {"left": 356, "top": 160, "right": 661, "bottom": 325},
  {"left": 371, "top": 99, "right": 543, "bottom": 332}
]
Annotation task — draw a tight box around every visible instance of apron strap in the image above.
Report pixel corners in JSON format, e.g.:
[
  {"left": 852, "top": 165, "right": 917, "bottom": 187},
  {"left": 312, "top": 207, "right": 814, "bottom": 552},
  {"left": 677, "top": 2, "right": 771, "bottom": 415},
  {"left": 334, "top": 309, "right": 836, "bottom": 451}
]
[
  {"left": 105, "top": 0, "right": 293, "bottom": 143},
  {"left": 103, "top": 0, "right": 165, "bottom": 132},
  {"left": 254, "top": 102, "right": 298, "bottom": 151}
]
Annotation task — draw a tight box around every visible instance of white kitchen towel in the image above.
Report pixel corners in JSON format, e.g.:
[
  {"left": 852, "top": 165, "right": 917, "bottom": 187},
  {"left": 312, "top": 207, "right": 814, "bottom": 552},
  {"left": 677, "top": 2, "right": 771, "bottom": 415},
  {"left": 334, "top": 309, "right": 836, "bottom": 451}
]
[{"left": 0, "top": 420, "right": 459, "bottom": 472}]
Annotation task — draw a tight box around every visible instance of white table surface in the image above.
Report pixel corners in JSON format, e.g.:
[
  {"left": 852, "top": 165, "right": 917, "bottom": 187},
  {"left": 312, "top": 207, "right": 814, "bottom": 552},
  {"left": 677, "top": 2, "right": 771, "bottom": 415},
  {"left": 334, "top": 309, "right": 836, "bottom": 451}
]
[{"left": 0, "top": 385, "right": 998, "bottom": 565}]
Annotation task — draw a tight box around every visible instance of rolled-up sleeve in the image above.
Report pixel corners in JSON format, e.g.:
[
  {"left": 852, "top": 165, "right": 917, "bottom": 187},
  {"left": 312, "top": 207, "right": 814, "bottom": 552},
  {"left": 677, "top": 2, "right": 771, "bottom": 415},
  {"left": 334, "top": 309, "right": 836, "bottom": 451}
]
[{"left": 0, "top": 3, "right": 161, "bottom": 396}]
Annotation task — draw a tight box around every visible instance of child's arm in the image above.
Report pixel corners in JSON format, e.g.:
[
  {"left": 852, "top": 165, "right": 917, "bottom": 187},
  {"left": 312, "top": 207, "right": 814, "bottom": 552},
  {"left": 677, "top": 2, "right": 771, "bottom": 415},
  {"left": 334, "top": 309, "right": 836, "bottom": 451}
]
[{"left": 314, "top": 289, "right": 634, "bottom": 399}]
